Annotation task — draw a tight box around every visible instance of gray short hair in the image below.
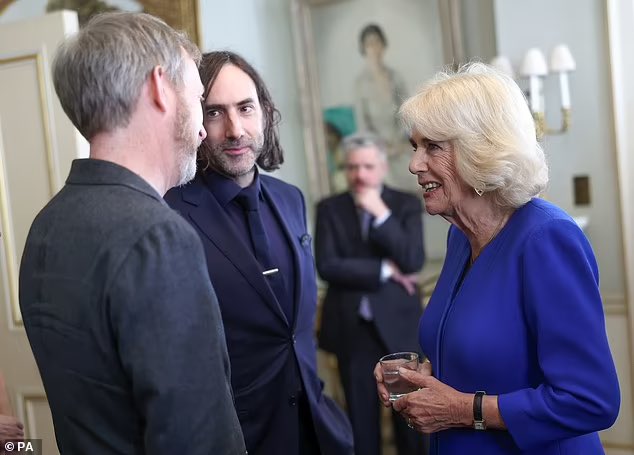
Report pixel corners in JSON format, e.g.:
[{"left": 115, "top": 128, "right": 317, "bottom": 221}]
[
  {"left": 53, "top": 12, "right": 201, "bottom": 140},
  {"left": 341, "top": 132, "right": 387, "bottom": 161},
  {"left": 400, "top": 62, "right": 548, "bottom": 208}
]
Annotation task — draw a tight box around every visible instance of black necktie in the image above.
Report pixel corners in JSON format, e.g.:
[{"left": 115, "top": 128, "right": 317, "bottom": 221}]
[
  {"left": 359, "top": 209, "right": 373, "bottom": 241},
  {"left": 235, "top": 188, "right": 292, "bottom": 319},
  {"left": 358, "top": 209, "right": 374, "bottom": 320}
]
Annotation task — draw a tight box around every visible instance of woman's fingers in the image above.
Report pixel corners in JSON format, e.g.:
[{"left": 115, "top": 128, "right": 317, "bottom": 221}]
[
  {"left": 374, "top": 363, "right": 391, "bottom": 406},
  {"left": 397, "top": 366, "right": 435, "bottom": 389}
]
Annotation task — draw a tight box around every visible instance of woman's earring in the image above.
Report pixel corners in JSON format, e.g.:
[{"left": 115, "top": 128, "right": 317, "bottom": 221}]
[{"left": 474, "top": 187, "right": 484, "bottom": 196}]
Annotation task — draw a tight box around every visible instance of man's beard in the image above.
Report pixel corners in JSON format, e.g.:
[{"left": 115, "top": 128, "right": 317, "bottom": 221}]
[
  {"left": 174, "top": 101, "right": 199, "bottom": 187},
  {"left": 176, "top": 150, "right": 197, "bottom": 186},
  {"left": 199, "top": 134, "right": 265, "bottom": 178}
]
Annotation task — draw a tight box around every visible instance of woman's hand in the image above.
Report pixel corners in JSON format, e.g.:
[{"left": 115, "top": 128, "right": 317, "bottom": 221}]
[
  {"left": 392, "top": 368, "right": 472, "bottom": 433},
  {"left": 374, "top": 360, "right": 433, "bottom": 407}
]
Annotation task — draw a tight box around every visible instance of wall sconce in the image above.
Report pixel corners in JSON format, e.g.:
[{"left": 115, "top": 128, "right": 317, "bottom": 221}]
[{"left": 491, "top": 44, "right": 576, "bottom": 136}]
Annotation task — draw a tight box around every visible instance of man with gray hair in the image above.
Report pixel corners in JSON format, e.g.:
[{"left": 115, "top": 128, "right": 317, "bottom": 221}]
[
  {"left": 18, "top": 12, "right": 246, "bottom": 454},
  {"left": 315, "top": 132, "right": 427, "bottom": 455}
]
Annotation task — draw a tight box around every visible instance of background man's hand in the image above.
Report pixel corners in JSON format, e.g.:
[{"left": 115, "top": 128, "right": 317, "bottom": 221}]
[
  {"left": 354, "top": 188, "right": 389, "bottom": 219},
  {"left": 387, "top": 260, "right": 418, "bottom": 295}
]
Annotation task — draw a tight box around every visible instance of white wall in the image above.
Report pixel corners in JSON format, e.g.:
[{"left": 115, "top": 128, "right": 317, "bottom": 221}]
[{"left": 494, "top": 0, "right": 625, "bottom": 298}]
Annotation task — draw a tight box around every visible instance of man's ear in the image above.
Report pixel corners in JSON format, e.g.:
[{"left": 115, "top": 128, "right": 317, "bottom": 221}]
[{"left": 149, "top": 65, "right": 169, "bottom": 112}]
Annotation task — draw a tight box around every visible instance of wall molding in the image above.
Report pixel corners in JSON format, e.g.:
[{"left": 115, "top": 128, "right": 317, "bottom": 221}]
[
  {"left": 602, "top": 441, "right": 634, "bottom": 451},
  {"left": 604, "top": 294, "right": 628, "bottom": 315},
  {"left": 606, "top": 0, "right": 634, "bottom": 443},
  {"left": 0, "top": 51, "right": 57, "bottom": 328},
  {"left": 16, "top": 389, "right": 48, "bottom": 440}
]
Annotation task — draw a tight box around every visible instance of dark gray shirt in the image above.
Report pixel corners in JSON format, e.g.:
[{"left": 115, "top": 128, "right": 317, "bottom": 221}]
[{"left": 19, "top": 159, "right": 246, "bottom": 455}]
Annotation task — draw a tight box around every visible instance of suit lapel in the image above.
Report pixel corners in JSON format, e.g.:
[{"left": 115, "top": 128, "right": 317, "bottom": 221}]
[{"left": 181, "top": 177, "right": 289, "bottom": 326}]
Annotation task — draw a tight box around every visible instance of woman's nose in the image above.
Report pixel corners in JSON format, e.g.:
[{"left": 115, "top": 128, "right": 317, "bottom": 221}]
[{"left": 409, "top": 148, "right": 428, "bottom": 175}]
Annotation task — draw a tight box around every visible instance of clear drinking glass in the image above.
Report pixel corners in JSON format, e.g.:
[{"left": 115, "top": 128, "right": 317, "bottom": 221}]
[{"left": 379, "top": 352, "right": 419, "bottom": 401}]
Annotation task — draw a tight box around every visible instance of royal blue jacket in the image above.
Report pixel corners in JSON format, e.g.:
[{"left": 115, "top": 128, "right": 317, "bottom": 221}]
[{"left": 420, "top": 198, "right": 620, "bottom": 454}]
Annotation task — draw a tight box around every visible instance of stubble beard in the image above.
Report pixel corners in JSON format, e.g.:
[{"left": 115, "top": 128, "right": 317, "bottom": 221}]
[
  {"left": 176, "top": 151, "right": 197, "bottom": 187},
  {"left": 200, "top": 133, "right": 265, "bottom": 179}
]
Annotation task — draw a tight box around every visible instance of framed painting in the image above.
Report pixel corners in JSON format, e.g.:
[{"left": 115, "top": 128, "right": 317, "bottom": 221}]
[
  {"left": 290, "top": 0, "right": 464, "bottom": 200},
  {"left": 0, "top": 0, "right": 200, "bottom": 45}
]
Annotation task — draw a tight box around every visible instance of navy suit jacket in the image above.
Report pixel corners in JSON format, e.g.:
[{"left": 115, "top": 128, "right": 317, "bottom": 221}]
[
  {"left": 315, "top": 187, "right": 424, "bottom": 356},
  {"left": 165, "top": 173, "right": 353, "bottom": 455}
]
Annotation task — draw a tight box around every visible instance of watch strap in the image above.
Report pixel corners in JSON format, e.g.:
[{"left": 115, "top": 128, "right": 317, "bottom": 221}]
[{"left": 473, "top": 391, "right": 486, "bottom": 430}]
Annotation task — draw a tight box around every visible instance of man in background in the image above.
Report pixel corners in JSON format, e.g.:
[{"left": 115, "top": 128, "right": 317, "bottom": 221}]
[
  {"left": 315, "top": 132, "right": 427, "bottom": 455},
  {"left": 19, "top": 13, "right": 245, "bottom": 455},
  {"left": 165, "top": 51, "right": 353, "bottom": 455}
]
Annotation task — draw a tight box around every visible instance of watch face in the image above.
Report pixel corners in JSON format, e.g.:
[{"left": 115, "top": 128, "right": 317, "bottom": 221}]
[{"left": 474, "top": 421, "right": 486, "bottom": 431}]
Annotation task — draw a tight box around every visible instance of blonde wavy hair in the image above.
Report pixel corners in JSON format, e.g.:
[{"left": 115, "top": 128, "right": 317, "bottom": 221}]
[{"left": 400, "top": 62, "right": 548, "bottom": 208}]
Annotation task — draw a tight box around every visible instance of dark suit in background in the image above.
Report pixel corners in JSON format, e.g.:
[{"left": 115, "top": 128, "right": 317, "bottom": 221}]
[{"left": 316, "top": 185, "right": 426, "bottom": 455}]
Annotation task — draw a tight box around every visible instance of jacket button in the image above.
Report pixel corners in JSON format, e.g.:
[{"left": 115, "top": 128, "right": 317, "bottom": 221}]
[
  {"left": 291, "top": 333, "right": 296, "bottom": 344},
  {"left": 288, "top": 394, "right": 297, "bottom": 406}
]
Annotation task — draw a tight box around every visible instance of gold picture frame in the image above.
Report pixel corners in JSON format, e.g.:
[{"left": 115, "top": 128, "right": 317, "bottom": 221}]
[
  {"left": 139, "top": 0, "right": 200, "bottom": 46},
  {"left": 1, "top": 0, "right": 200, "bottom": 46}
]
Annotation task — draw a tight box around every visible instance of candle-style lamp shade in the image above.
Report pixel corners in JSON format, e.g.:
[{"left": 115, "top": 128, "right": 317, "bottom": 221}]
[
  {"left": 519, "top": 48, "right": 549, "bottom": 77},
  {"left": 520, "top": 48, "right": 548, "bottom": 115},
  {"left": 550, "top": 44, "right": 576, "bottom": 72},
  {"left": 550, "top": 44, "right": 576, "bottom": 110}
]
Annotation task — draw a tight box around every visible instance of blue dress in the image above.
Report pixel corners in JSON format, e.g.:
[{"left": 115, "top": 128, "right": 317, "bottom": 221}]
[{"left": 420, "top": 198, "right": 620, "bottom": 454}]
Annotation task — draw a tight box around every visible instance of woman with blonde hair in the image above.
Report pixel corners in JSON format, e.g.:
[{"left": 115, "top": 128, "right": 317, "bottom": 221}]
[{"left": 375, "top": 62, "right": 620, "bottom": 454}]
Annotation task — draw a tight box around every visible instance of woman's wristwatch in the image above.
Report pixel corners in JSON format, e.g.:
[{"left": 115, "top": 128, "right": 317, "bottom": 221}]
[{"left": 473, "top": 391, "right": 486, "bottom": 430}]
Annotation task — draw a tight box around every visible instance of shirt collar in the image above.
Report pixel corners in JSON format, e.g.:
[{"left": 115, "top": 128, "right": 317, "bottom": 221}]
[
  {"left": 66, "top": 158, "right": 163, "bottom": 202},
  {"left": 202, "top": 167, "right": 262, "bottom": 207}
]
